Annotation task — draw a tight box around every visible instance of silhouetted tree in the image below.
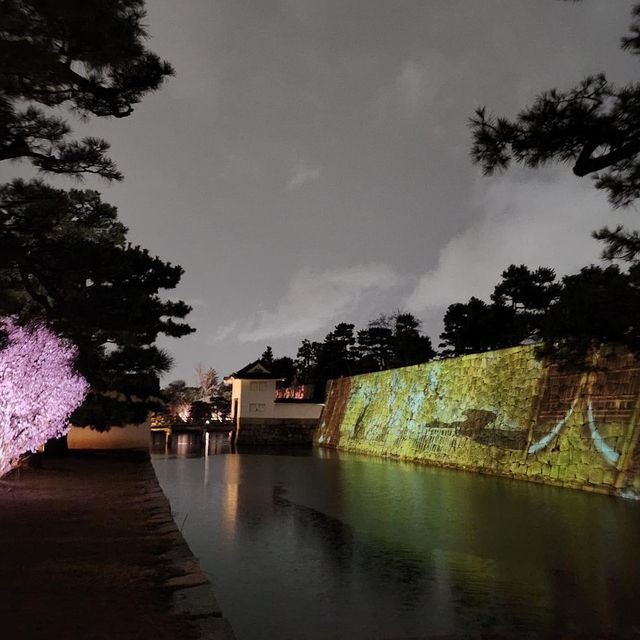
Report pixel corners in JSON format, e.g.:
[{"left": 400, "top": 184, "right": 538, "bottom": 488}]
[
  {"left": 357, "top": 317, "right": 395, "bottom": 373},
  {"left": 491, "top": 265, "right": 560, "bottom": 312},
  {"left": 161, "top": 380, "right": 200, "bottom": 421},
  {"left": 2, "top": 181, "right": 193, "bottom": 428},
  {"left": 391, "top": 312, "right": 436, "bottom": 367},
  {"left": 470, "top": 2, "right": 640, "bottom": 258},
  {"left": 210, "top": 394, "right": 231, "bottom": 422},
  {"left": 289, "top": 313, "right": 435, "bottom": 397},
  {"left": 0, "top": 3, "right": 193, "bottom": 427},
  {"left": 321, "top": 323, "right": 357, "bottom": 377},
  {"left": 271, "top": 356, "right": 296, "bottom": 386},
  {"left": 1, "top": 0, "right": 173, "bottom": 178},
  {"left": 537, "top": 264, "right": 640, "bottom": 367},
  {"left": 490, "top": 264, "right": 561, "bottom": 342},
  {"left": 439, "top": 265, "right": 562, "bottom": 357},
  {"left": 295, "top": 339, "right": 320, "bottom": 383},
  {"left": 189, "top": 401, "right": 212, "bottom": 424},
  {"left": 439, "top": 297, "right": 523, "bottom": 357}
]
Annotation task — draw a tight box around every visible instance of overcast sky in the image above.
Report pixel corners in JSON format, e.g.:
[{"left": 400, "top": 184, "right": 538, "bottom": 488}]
[{"left": 5, "top": 1, "right": 639, "bottom": 384}]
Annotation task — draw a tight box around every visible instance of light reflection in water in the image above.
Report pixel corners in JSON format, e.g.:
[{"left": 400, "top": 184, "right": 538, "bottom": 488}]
[
  {"left": 223, "top": 455, "right": 240, "bottom": 536},
  {"left": 151, "top": 435, "right": 640, "bottom": 640}
]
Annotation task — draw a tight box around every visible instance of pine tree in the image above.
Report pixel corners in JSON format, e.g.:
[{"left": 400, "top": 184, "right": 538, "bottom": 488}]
[
  {"left": 0, "top": 2, "right": 193, "bottom": 428},
  {"left": 470, "top": 3, "right": 640, "bottom": 258},
  {"left": 1, "top": 0, "right": 173, "bottom": 178},
  {"left": 1, "top": 180, "right": 193, "bottom": 428}
]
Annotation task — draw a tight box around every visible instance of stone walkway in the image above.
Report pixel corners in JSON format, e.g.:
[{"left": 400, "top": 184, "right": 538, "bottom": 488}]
[{"left": 0, "top": 450, "right": 235, "bottom": 640}]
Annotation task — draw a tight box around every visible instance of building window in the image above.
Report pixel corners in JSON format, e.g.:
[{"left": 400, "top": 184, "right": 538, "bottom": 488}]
[
  {"left": 250, "top": 381, "right": 267, "bottom": 391},
  {"left": 249, "top": 403, "right": 266, "bottom": 413}
]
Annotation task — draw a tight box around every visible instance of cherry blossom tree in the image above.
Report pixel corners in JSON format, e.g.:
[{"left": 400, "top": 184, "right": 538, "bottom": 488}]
[{"left": 0, "top": 318, "right": 88, "bottom": 476}]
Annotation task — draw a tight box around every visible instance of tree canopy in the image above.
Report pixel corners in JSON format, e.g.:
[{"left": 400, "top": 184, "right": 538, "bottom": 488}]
[
  {"left": 537, "top": 264, "right": 640, "bottom": 367},
  {"left": 0, "top": 1, "right": 191, "bottom": 429},
  {"left": 471, "top": 3, "right": 640, "bottom": 209},
  {"left": 438, "top": 262, "right": 640, "bottom": 369},
  {"left": 439, "top": 265, "right": 560, "bottom": 357},
  {"left": 1, "top": 180, "right": 193, "bottom": 428},
  {"left": 0, "top": 318, "right": 88, "bottom": 475},
  {"left": 468, "top": 2, "right": 640, "bottom": 367},
  {"left": 1, "top": 0, "right": 173, "bottom": 178},
  {"left": 276, "top": 312, "right": 435, "bottom": 398},
  {"left": 196, "top": 365, "right": 219, "bottom": 400}
]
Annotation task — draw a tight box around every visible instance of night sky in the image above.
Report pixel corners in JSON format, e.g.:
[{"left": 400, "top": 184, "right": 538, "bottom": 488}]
[{"left": 4, "top": 0, "right": 637, "bottom": 383}]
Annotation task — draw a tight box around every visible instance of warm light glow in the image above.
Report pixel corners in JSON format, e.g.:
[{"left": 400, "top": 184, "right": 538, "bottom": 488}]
[
  {"left": 176, "top": 403, "right": 190, "bottom": 422},
  {"left": 275, "top": 384, "right": 314, "bottom": 400},
  {"left": 0, "top": 318, "right": 89, "bottom": 476},
  {"left": 222, "top": 456, "right": 240, "bottom": 535}
]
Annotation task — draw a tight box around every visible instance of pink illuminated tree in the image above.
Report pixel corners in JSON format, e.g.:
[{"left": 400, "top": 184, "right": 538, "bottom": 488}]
[{"left": 0, "top": 318, "right": 89, "bottom": 476}]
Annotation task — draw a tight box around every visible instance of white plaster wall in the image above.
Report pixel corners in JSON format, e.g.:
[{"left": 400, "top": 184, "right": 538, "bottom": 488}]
[
  {"left": 231, "top": 379, "right": 243, "bottom": 419},
  {"left": 273, "top": 403, "right": 324, "bottom": 420},
  {"left": 238, "top": 379, "right": 277, "bottom": 419}
]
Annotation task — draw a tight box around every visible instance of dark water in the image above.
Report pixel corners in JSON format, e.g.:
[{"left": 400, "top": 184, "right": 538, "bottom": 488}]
[{"left": 151, "top": 434, "right": 640, "bottom": 639}]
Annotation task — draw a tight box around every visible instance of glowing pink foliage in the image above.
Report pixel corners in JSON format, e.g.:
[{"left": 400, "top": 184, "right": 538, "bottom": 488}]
[{"left": 0, "top": 318, "right": 89, "bottom": 476}]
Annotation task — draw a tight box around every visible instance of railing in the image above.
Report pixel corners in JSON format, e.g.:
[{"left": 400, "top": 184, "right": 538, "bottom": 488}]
[{"left": 150, "top": 419, "right": 234, "bottom": 431}]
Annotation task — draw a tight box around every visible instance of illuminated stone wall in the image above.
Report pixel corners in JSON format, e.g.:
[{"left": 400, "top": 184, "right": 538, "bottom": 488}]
[{"left": 315, "top": 345, "right": 640, "bottom": 498}]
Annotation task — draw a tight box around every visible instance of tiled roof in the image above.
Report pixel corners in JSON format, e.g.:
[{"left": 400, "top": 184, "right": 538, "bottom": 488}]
[{"left": 227, "top": 360, "right": 281, "bottom": 380}]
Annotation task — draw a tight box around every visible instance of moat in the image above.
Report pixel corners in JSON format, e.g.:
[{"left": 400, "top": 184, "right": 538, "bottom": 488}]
[{"left": 152, "top": 434, "right": 640, "bottom": 639}]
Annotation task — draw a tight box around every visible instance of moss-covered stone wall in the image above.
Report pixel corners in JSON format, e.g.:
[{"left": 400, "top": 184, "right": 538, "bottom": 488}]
[{"left": 314, "top": 345, "right": 640, "bottom": 498}]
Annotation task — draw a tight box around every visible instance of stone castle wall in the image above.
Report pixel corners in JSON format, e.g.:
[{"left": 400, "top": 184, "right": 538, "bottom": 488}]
[
  {"left": 237, "top": 417, "right": 318, "bottom": 445},
  {"left": 314, "top": 345, "right": 640, "bottom": 498}
]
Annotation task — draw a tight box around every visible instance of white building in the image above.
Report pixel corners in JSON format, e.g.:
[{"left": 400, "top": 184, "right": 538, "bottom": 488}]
[{"left": 225, "top": 360, "right": 323, "bottom": 444}]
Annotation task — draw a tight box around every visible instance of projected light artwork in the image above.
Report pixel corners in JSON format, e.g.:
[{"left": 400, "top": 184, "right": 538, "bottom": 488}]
[
  {"left": 0, "top": 318, "right": 88, "bottom": 476},
  {"left": 316, "top": 345, "right": 640, "bottom": 498}
]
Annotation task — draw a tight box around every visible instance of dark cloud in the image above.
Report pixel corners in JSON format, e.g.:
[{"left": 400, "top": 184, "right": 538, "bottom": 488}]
[{"left": 6, "top": 0, "right": 636, "bottom": 381}]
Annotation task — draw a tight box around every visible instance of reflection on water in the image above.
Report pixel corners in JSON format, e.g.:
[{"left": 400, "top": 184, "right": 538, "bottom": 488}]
[
  {"left": 150, "top": 430, "right": 233, "bottom": 457},
  {"left": 152, "top": 432, "right": 640, "bottom": 640}
]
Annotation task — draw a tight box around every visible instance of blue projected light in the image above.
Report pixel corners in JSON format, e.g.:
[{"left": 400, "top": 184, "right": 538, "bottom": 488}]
[{"left": 588, "top": 402, "right": 620, "bottom": 465}]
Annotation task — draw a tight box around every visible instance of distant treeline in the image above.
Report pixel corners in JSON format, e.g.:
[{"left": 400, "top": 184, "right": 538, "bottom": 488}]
[
  {"left": 257, "top": 261, "right": 640, "bottom": 399},
  {"left": 259, "top": 312, "right": 435, "bottom": 400}
]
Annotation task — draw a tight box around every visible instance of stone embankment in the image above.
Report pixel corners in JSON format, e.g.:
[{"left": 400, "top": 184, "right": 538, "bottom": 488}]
[
  {"left": 316, "top": 345, "right": 640, "bottom": 498},
  {"left": 0, "top": 450, "right": 235, "bottom": 639}
]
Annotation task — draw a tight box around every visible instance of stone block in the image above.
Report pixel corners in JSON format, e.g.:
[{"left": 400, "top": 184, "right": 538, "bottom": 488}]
[
  {"left": 540, "top": 464, "right": 553, "bottom": 478},
  {"left": 527, "top": 462, "right": 542, "bottom": 476},
  {"left": 587, "top": 467, "right": 604, "bottom": 485},
  {"left": 510, "top": 462, "right": 523, "bottom": 474},
  {"left": 580, "top": 451, "right": 597, "bottom": 466},
  {"left": 575, "top": 465, "right": 590, "bottom": 482},
  {"left": 558, "top": 465, "right": 576, "bottom": 482},
  {"left": 605, "top": 424, "right": 624, "bottom": 438},
  {"left": 570, "top": 449, "right": 585, "bottom": 464}
]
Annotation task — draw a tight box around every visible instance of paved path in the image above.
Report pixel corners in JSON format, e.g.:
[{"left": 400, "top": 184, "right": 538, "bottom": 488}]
[{"left": 0, "top": 450, "right": 235, "bottom": 640}]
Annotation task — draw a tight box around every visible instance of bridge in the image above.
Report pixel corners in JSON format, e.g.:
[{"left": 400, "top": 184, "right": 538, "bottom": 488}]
[{"left": 150, "top": 420, "right": 236, "bottom": 453}]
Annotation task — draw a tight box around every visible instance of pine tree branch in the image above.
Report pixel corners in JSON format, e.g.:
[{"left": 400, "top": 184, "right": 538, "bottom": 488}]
[{"left": 573, "top": 139, "right": 640, "bottom": 176}]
